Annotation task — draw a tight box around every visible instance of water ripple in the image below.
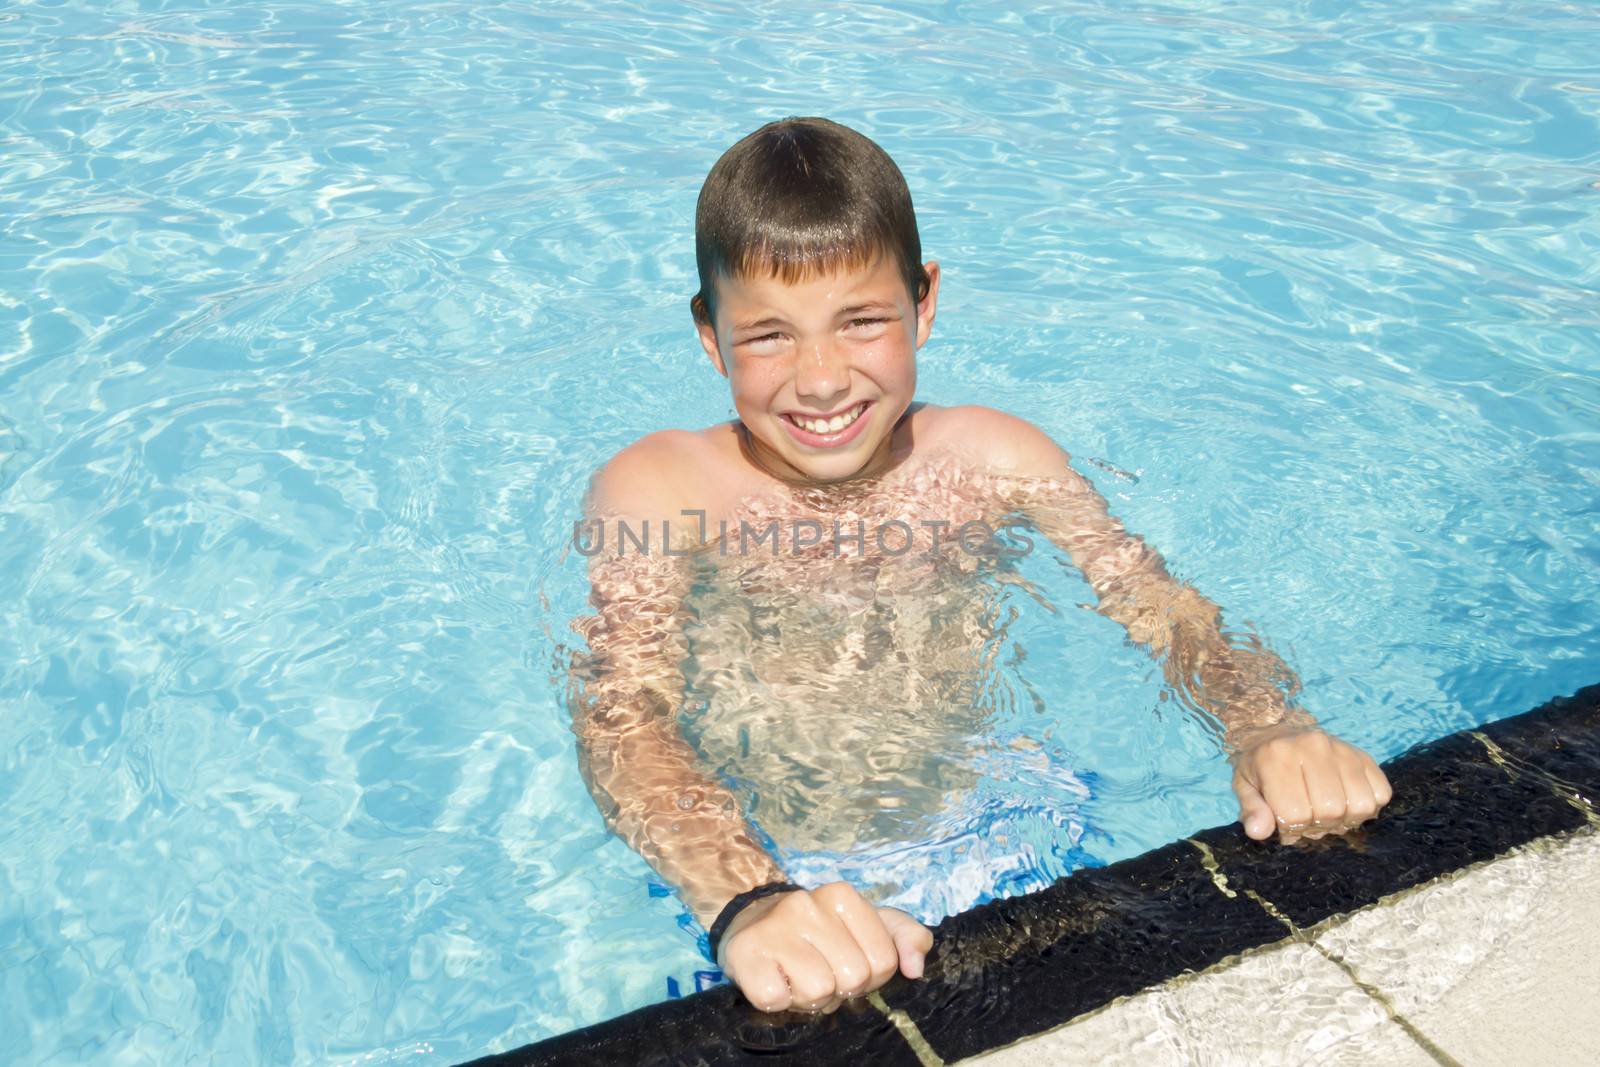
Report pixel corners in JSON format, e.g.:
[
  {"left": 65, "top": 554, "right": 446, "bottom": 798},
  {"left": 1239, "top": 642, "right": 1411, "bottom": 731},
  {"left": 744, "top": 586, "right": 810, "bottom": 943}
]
[{"left": 1, "top": 0, "right": 1597, "bottom": 1061}]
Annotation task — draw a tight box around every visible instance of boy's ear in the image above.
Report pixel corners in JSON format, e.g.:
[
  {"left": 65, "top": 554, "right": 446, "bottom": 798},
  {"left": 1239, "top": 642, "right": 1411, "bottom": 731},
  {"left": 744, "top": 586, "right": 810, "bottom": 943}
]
[
  {"left": 695, "top": 315, "right": 728, "bottom": 377},
  {"left": 914, "top": 261, "right": 941, "bottom": 350},
  {"left": 689, "top": 290, "right": 728, "bottom": 377}
]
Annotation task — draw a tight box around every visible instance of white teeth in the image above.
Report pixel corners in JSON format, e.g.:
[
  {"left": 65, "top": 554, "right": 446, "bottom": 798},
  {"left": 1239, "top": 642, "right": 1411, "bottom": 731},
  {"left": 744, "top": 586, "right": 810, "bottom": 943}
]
[{"left": 795, "top": 403, "right": 864, "bottom": 435}]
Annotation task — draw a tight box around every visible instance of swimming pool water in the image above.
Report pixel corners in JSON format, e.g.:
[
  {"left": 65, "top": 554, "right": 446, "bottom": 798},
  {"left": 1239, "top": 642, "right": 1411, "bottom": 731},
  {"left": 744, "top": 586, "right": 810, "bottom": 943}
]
[{"left": 1, "top": 1, "right": 1596, "bottom": 1062}]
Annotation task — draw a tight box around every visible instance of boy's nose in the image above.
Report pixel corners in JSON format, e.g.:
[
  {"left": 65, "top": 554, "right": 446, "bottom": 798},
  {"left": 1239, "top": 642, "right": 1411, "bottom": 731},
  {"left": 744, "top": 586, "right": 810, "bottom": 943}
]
[{"left": 794, "top": 340, "right": 851, "bottom": 405}]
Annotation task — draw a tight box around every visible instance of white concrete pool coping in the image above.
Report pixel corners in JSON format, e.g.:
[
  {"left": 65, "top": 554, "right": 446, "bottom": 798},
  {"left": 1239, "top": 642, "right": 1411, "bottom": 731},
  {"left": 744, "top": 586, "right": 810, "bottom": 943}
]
[{"left": 961, "top": 825, "right": 1600, "bottom": 1067}]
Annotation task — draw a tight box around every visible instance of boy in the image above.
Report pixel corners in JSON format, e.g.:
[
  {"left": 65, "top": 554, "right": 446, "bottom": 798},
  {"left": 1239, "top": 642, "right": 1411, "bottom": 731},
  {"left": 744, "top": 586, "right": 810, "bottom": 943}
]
[{"left": 569, "top": 117, "right": 1392, "bottom": 1016}]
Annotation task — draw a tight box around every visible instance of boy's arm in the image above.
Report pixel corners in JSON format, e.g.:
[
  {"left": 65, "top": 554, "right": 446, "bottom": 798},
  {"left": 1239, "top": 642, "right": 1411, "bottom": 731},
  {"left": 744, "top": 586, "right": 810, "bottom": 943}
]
[
  {"left": 570, "top": 443, "right": 786, "bottom": 928},
  {"left": 570, "top": 437, "right": 931, "bottom": 1012},
  {"left": 572, "top": 556, "right": 788, "bottom": 926},
  {"left": 949, "top": 406, "right": 1391, "bottom": 840}
]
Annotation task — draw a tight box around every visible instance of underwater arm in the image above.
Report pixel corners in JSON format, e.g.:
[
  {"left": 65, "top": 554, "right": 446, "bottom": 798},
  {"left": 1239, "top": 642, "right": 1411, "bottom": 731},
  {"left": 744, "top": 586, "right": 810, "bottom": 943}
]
[
  {"left": 572, "top": 442, "right": 931, "bottom": 1010},
  {"left": 1022, "top": 467, "right": 1311, "bottom": 747},
  {"left": 955, "top": 406, "right": 1392, "bottom": 840},
  {"left": 951, "top": 407, "right": 1304, "bottom": 741},
  {"left": 570, "top": 548, "right": 788, "bottom": 930},
  {"left": 572, "top": 440, "right": 790, "bottom": 926},
  {"left": 1024, "top": 472, "right": 1393, "bottom": 839}
]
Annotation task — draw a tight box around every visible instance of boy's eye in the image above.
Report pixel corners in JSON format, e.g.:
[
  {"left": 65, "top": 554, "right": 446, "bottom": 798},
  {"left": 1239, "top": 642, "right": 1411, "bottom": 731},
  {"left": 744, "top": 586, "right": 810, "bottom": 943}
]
[{"left": 848, "top": 317, "right": 887, "bottom": 329}]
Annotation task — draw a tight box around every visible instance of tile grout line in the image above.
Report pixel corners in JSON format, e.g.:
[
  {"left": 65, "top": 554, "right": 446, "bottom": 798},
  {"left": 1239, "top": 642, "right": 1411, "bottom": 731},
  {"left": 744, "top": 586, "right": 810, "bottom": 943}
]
[
  {"left": 1188, "top": 839, "right": 1463, "bottom": 1067},
  {"left": 1307, "top": 940, "right": 1464, "bottom": 1067},
  {"left": 868, "top": 991, "right": 945, "bottom": 1067},
  {"left": 1188, "top": 838, "right": 1240, "bottom": 900},
  {"left": 1471, "top": 731, "right": 1600, "bottom": 827}
]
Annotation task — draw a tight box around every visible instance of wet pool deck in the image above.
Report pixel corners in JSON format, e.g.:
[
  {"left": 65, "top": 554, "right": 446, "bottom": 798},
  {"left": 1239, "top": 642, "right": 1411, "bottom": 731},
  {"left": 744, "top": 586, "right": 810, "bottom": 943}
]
[{"left": 965, "top": 826, "right": 1600, "bottom": 1067}]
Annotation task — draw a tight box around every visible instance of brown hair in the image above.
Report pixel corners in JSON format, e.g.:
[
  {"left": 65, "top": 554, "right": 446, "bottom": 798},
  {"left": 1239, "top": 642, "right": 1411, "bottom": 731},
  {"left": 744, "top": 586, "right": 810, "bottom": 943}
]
[{"left": 690, "top": 116, "right": 930, "bottom": 329}]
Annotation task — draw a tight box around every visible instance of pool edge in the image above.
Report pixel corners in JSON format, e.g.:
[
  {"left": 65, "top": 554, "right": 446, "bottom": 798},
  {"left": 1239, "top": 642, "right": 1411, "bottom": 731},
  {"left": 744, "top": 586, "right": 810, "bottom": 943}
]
[{"left": 459, "top": 681, "right": 1600, "bottom": 1066}]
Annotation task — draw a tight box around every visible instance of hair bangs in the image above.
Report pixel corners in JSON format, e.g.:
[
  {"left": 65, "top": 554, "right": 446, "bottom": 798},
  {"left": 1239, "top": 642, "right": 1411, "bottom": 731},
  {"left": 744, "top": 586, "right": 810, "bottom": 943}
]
[{"left": 728, "top": 225, "right": 889, "bottom": 290}]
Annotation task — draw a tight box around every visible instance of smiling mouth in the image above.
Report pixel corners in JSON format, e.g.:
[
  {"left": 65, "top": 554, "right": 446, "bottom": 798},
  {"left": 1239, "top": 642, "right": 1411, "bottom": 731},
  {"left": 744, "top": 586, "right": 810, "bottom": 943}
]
[{"left": 781, "top": 401, "right": 870, "bottom": 436}]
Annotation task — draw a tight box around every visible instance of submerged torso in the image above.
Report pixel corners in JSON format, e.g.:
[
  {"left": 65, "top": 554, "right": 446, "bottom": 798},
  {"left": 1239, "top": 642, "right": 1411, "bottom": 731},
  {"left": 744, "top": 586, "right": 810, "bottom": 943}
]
[{"left": 670, "top": 443, "right": 1039, "bottom": 853}]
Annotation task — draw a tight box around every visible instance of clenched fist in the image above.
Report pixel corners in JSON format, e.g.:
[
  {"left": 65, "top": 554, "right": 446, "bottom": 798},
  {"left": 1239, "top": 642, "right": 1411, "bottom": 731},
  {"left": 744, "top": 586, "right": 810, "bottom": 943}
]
[
  {"left": 716, "top": 881, "right": 933, "bottom": 1013},
  {"left": 1232, "top": 727, "right": 1393, "bottom": 844}
]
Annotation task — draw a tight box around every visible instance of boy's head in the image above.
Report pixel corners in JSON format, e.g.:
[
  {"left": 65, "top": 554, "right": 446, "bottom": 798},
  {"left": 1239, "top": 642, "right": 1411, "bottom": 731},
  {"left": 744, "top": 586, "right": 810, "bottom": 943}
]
[{"left": 691, "top": 117, "right": 940, "bottom": 484}]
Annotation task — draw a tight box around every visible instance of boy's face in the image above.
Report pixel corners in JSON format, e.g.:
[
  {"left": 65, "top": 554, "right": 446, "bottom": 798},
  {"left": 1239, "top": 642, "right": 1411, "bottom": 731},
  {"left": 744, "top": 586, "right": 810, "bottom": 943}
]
[{"left": 696, "top": 251, "right": 940, "bottom": 485}]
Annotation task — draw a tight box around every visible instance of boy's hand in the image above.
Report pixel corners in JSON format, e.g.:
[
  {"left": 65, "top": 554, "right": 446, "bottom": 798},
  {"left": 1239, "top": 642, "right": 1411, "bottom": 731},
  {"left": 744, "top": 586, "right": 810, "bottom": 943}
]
[
  {"left": 1231, "top": 728, "right": 1393, "bottom": 844},
  {"left": 715, "top": 881, "right": 933, "bottom": 1014}
]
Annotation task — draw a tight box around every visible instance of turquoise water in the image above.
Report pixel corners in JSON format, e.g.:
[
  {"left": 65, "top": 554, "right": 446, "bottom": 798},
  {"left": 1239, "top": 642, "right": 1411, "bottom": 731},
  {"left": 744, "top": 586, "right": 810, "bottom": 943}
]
[{"left": 2, "top": 0, "right": 1597, "bottom": 1061}]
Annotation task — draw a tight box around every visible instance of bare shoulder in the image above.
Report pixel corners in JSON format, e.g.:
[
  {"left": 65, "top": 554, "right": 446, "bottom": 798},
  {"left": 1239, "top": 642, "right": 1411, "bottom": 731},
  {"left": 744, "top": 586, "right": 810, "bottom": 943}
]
[
  {"left": 586, "top": 429, "right": 704, "bottom": 519},
  {"left": 914, "top": 404, "right": 1072, "bottom": 479}
]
